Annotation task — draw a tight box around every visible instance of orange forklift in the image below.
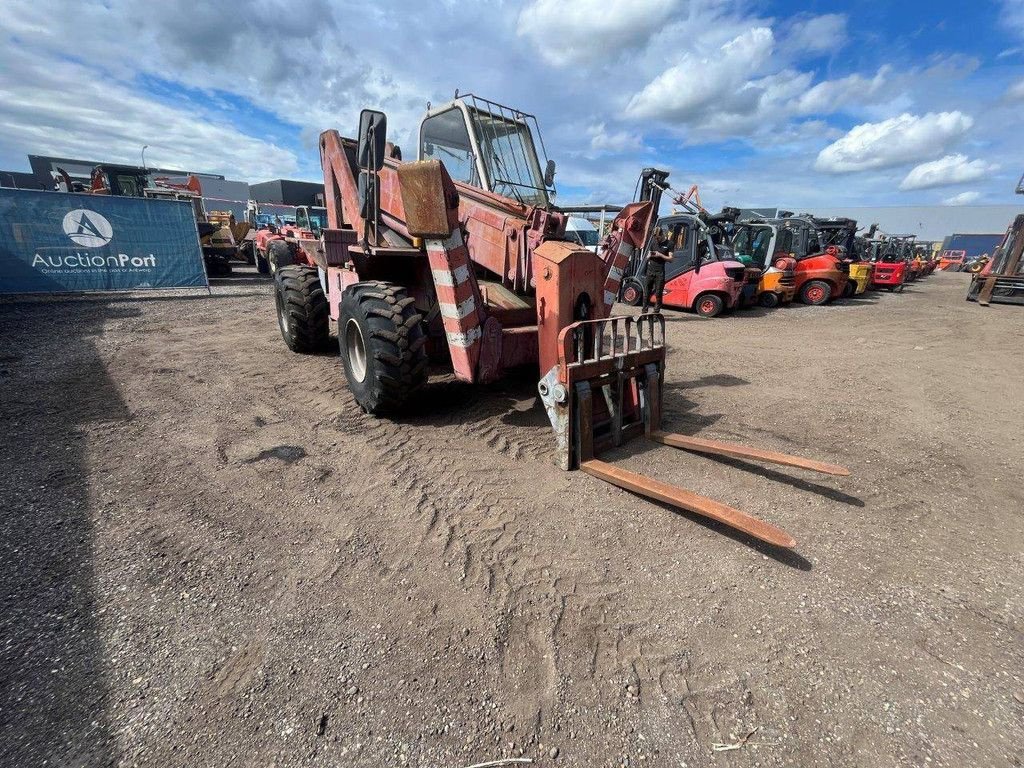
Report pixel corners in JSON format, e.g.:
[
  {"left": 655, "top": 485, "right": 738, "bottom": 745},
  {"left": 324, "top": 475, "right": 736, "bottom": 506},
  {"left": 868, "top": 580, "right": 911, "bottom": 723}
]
[{"left": 740, "top": 215, "right": 848, "bottom": 304}]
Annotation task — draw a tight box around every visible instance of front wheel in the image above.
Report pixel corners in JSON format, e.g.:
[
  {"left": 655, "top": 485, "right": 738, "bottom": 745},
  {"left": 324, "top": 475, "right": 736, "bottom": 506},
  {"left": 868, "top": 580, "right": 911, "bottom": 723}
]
[
  {"left": 274, "top": 266, "right": 329, "bottom": 353},
  {"left": 758, "top": 291, "right": 779, "bottom": 308},
  {"left": 694, "top": 293, "right": 724, "bottom": 318},
  {"left": 800, "top": 280, "right": 831, "bottom": 305},
  {"left": 340, "top": 281, "right": 428, "bottom": 414},
  {"left": 620, "top": 277, "right": 644, "bottom": 307}
]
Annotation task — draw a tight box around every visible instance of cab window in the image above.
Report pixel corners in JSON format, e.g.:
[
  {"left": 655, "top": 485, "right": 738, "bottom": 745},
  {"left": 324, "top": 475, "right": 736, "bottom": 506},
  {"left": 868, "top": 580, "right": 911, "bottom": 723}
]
[
  {"left": 807, "top": 229, "right": 822, "bottom": 254},
  {"left": 664, "top": 222, "right": 697, "bottom": 279},
  {"left": 740, "top": 227, "right": 772, "bottom": 265},
  {"left": 420, "top": 108, "right": 480, "bottom": 186}
]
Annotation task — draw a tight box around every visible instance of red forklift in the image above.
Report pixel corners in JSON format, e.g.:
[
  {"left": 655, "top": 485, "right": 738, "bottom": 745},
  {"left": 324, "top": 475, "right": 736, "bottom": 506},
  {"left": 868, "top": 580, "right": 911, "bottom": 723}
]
[
  {"left": 746, "top": 215, "right": 849, "bottom": 304},
  {"left": 618, "top": 172, "right": 747, "bottom": 318},
  {"left": 870, "top": 235, "right": 911, "bottom": 291}
]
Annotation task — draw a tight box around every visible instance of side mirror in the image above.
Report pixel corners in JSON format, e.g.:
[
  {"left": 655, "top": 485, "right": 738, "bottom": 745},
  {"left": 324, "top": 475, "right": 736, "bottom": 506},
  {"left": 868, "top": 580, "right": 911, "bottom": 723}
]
[
  {"left": 543, "top": 159, "right": 556, "bottom": 188},
  {"left": 357, "top": 109, "right": 387, "bottom": 171}
]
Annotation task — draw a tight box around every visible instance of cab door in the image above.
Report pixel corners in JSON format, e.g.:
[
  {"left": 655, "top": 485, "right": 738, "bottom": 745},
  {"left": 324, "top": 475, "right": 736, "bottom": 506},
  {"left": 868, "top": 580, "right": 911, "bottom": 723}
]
[{"left": 661, "top": 220, "right": 698, "bottom": 305}]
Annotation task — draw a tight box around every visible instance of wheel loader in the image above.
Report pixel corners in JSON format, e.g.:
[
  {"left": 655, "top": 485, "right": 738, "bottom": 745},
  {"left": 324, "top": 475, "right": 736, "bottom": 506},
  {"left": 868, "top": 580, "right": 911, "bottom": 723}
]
[{"left": 271, "top": 94, "right": 849, "bottom": 549}]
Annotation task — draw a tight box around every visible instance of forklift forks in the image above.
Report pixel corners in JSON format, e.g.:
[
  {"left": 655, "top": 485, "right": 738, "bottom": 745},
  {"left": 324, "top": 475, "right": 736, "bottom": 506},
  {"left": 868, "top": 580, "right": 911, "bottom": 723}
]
[{"left": 538, "top": 314, "right": 849, "bottom": 549}]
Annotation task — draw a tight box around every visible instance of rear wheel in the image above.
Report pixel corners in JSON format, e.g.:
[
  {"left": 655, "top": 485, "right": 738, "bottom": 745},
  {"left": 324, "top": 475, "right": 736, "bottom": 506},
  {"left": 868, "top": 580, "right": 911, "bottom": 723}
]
[
  {"left": 800, "top": 280, "right": 831, "bottom": 305},
  {"left": 694, "top": 293, "right": 723, "bottom": 318},
  {"left": 842, "top": 279, "right": 856, "bottom": 298},
  {"left": 340, "top": 281, "right": 428, "bottom": 414},
  {"left": 620, "top": 277, "right": 644, "bottom": 307},
  {"left": 274, "top": 266, "right": 329, "bottom": 353},
  {"left": 268, "top": 239, "right": 293, "bottom": 274},
  {"left": 758, "top": 291, "right": 779, "bottom": 308}
]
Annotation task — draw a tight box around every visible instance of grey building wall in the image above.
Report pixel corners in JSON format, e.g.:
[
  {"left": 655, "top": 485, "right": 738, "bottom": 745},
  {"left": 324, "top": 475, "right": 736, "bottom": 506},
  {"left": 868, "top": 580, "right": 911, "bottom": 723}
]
[{"left": 251, "top": 179, "right": 324, "bottom": 207}]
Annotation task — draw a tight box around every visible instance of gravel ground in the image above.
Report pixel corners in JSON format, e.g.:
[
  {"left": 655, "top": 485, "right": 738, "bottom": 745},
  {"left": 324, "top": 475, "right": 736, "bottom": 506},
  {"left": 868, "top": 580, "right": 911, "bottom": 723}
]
[{"left": 1, "top": 269, "right": 1021, "bottom": 768}]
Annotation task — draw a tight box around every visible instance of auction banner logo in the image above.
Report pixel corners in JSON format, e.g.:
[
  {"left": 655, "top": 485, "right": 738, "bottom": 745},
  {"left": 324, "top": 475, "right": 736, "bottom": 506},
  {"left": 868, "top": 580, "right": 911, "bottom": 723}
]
[
  {"left": 63, "top": 208, "right": 114, "bottom": 247},
  {"left": 0, "top": 189, "right": 208, "bottom": 295}
]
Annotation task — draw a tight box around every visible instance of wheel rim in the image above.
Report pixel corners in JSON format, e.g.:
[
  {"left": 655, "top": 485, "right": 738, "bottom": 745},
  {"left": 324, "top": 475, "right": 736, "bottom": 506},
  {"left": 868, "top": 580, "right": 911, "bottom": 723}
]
[
  {"left": 623, "top": 286, "right": 638, "bottom": 304},
  {"left": 807, "top": 286, "right": 825, "bottom": 303},
  {"left": 700, "top": 299, "right": 716, "bottom": 314},
  {"left": 345, "top": 319, "right": 368, "bottom": 383},
  {"left": 276, "top": 290, "right": 290, "bottom": 337}
]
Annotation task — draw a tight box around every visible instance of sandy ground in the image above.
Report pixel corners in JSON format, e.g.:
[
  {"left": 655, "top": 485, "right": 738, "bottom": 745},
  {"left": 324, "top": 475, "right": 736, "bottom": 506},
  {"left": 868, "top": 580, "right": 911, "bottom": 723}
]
[{"left": 1, "top": 269, "right": 1022, "bottom": 768}]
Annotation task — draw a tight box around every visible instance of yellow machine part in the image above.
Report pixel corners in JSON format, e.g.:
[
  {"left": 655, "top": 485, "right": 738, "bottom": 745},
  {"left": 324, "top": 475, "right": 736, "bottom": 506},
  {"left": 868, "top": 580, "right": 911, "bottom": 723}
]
[{"left": 849, "top": 263, "right": 872, "bottom": 294}]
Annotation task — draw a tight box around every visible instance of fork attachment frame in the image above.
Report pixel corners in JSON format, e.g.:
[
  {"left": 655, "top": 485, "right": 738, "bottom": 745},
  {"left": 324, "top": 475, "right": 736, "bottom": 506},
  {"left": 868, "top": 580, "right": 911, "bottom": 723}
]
[
  {"left": 538, "top": 313, "right": 800, "bottom": 549},
  {"left": 538, "top": 314, "right": 666, "bottom": 472}
]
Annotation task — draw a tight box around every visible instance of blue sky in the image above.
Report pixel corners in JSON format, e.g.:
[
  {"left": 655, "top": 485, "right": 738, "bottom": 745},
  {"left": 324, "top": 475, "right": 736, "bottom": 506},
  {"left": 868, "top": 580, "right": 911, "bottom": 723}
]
[{"left": 0, "top": 0, "right": 1022, "bottom": 210}]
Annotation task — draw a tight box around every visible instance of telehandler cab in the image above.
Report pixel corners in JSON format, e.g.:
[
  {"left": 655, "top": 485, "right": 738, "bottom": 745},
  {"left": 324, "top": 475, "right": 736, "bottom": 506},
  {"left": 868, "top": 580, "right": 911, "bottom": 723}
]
[{"left": 270, "top": 94, "right": 849, "bottom": 548}]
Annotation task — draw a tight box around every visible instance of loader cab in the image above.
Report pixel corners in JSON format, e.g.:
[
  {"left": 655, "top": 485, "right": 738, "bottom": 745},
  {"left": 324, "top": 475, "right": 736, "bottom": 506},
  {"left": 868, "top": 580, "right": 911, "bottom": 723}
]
[
  {"left": 295, "top": 205, "right": 328, "bottom": 236},
  {"left": 418, "top": 95, "right": 554, "bottom": 207}
]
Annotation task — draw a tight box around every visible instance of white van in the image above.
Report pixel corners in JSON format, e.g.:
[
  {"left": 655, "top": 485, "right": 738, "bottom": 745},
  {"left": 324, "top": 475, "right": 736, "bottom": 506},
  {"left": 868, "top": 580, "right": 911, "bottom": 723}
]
[{"left": 565, "top": 216, "right": 601, "bottom": 253}]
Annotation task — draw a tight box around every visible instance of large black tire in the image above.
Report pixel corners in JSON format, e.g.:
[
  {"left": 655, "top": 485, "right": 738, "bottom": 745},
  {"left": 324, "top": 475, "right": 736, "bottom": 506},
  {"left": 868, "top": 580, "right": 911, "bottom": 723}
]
[
  {"left": 274, "top": 266, "right": 329, "bottom": 353},
  {"left": 693, "top": 293, "right": 724, "bottom": 318},
  {"left": 800, "top": 279, "right": 832, "bottom": 305},
  {"left": 255, "top": 247, "right": 270, "bottom": 275},
  {"left": 758, "top": 291, "right": 779, "bottom": 308},
  {"left": 268, "top": 239, "right": 293, "bottom": 274},
  {"left": 620, "top": 277, "right": 645, "bottom": 307},
  {"left": 842, "top": 279, "right": 856, "bottom": 298},
  {"left": 339, "top": 281, "right": 427, "bottom": 414}
]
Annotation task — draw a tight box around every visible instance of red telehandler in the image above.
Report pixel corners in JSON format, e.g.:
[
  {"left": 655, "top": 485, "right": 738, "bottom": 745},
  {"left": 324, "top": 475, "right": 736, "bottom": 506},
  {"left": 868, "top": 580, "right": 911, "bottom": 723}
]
[{"left": 271, "top": 94, "right": 849, "bottom": 549}]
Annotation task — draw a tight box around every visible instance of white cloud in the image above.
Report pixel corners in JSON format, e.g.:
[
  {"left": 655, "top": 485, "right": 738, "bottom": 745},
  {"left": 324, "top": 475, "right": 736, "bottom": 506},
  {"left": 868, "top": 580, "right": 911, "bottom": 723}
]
[
  {"left": 786, "top": 14, "right": 848, "bottom": 53},
  {"left": 626, "top": 27, "right": 775, "bottom": 121},
  {"left": 1005, "top": 78, "right": 1024, "bottom": 101},
  {"left": 517, "top": 0, "right": 680, "bottom": 66},
  {"left": 899, "top": 154, "right": 999, "bottom": 190},
  {"left": 795, "top": 67, "right": 890, "bottom": 115},
  {"left": 1002, "top": 0, "right": 1024, "bottom": 38},
  {"left": 815, "top": 112, "right": 974, "bottom": 173},
  {"left": 943, "top": 191, "right": 981, "bottom": 205},
  {"left": 0, "top": 47, "right": 298, "bottom": 180},
  {"left": 587, "top": 124, "right": 643, "bottom": 153}
]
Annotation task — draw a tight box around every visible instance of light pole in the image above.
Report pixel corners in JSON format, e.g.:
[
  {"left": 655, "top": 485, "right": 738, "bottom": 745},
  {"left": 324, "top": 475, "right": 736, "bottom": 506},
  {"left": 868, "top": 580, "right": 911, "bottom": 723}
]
[{"left": 141, "top": 145, "right": 148, "bottom": 171}]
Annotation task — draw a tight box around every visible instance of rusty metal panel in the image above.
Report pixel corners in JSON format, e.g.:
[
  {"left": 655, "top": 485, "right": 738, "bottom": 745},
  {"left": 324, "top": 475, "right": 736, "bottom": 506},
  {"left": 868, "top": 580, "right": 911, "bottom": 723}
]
[
  {"left": 396, "top": 160, "right": 456, "bottom": 238},
  {"left": 533, "top": 240, "right": 607, "bottom": 377}
]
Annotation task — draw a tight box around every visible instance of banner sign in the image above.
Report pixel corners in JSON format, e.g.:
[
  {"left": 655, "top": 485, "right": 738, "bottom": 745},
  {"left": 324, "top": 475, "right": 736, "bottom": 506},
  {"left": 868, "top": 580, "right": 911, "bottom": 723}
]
[{"left": 0, "top": 189, "right": 208, "bottom": 294}]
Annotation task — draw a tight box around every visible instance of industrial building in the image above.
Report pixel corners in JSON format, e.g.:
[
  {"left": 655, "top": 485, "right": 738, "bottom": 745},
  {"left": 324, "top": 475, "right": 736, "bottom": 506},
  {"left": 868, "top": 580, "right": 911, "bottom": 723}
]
[{"left": 248, "top": 179, "right": 325, "bottom": 207}]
